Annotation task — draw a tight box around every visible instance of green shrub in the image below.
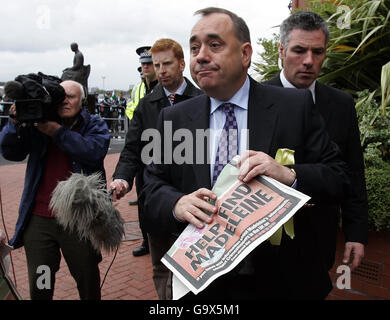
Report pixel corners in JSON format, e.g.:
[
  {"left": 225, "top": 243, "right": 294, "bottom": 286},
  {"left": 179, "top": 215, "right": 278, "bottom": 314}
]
[
  {"left": 252, "top": 34, "right": 280, "bottom": 82},
  {"left": 356, "top": 89, "right": 390, "bottom": 162},
  {"left": 365, "top": 159, "right": 390, "bottom": 231}
]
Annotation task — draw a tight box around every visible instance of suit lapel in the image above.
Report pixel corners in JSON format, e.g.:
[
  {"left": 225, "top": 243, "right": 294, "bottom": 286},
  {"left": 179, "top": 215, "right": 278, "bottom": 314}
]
[
  {"left": 263, "top": 74, "right": 283, "bottom": 87},
  {"left": 187, "top": 95, "right": 212, "bottom": 189},
  {"left": 248, "top": 79, "right": 278, "bottom": 154}
]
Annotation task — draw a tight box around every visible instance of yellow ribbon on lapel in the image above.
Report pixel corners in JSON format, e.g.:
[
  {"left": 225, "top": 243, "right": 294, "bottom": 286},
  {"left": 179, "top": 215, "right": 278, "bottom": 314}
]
[{"left": 268, "top": 148, "right": 295, "bottom": 246}]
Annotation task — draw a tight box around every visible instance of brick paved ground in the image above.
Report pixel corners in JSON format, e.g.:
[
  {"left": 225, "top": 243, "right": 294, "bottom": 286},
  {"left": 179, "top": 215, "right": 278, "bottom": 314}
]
[{"left": 0, "top": 153, "right": 158, "bottom": 300}]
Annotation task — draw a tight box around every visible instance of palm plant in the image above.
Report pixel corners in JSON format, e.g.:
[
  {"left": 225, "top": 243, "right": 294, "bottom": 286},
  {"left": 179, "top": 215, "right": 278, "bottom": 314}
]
[
  {"left": 253, "top": 0, "right": 390, "bottom": 95},
  {"left": 356, "top": 62, "right": 390, "bottom": 158},
  {"left": 311, "top": 0, "right": 390, "bottom": 95},
  {"left": 252, "top": 34, "right": 280, "bottom": 81}
]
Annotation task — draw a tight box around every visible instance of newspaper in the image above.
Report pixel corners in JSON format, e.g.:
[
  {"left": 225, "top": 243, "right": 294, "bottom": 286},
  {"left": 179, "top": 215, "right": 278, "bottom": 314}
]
[{"left": 162, "top": 156, "right": 311, "bottom": 299}]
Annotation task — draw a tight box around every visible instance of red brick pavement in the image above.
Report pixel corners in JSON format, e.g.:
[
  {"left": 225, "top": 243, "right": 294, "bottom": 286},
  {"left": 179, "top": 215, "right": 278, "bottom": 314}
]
[{"left": 0, "top": 153, "right": 158, "bottom": 300}]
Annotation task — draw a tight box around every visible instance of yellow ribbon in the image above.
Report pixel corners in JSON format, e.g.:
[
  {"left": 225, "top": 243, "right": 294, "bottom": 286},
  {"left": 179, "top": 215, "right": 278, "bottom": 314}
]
[{"left": 268, "top": 148, "right": 295, "bottom": 246}]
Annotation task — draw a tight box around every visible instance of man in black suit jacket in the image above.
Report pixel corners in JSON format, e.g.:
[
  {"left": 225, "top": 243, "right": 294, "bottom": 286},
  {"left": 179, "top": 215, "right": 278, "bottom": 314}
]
[
  {"left": 263, "top": 11, "right": 367, "bottom": 273},
  {"left": 109, "top": 38, "right": 202, "bottom": 299},
  {"left": 143, "top": 7, "right": 349, "bottom": 299}
]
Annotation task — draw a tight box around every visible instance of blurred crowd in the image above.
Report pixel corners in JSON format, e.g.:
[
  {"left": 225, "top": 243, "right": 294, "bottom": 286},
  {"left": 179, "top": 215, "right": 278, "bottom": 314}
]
[{"left": 92, "top": 91, "right": 127, "bottom": 138}]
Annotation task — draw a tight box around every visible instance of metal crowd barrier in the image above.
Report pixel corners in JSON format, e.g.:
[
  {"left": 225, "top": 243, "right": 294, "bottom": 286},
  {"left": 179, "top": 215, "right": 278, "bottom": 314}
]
[
  {"left": 96, "top": 106, "right": 128, "bottom": 139},
  {"left": 0, "top": 106, "right": 129, "bottom": 139}
]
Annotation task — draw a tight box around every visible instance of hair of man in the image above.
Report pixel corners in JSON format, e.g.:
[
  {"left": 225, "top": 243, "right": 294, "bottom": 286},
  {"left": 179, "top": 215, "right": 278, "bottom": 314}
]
[
  {"left": 280, "top": 10, "right": 330, "bottom": 48},
  {"left": 194, "top": 7, "right": 251, "bottom": 44},
  {"left": 150, "top": 38, "right": 184, "bottom": 61}
]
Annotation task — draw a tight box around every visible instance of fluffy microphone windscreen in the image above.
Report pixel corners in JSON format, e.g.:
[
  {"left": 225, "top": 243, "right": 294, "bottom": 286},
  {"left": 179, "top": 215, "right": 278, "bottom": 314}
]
[{"left": 49, "top": 172, "right": 125, "bottom": 253}]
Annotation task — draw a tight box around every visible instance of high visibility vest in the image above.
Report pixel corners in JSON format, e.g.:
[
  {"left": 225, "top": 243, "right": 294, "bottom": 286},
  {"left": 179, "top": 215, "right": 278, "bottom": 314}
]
[{"left": 126, "top": 81, "right": 146, "bottom": 120}]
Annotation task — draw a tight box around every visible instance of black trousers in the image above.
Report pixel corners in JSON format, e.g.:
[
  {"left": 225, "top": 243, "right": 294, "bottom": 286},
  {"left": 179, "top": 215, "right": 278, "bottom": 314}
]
[
  {"left": 183, "top": 238, "right": 331, "bottom": 300},
  {"left": 135, "top": 171, "right": 148, "bottom": 245},
  {"left": 23, "top": 215, "right": 102, "bottom": 300}
]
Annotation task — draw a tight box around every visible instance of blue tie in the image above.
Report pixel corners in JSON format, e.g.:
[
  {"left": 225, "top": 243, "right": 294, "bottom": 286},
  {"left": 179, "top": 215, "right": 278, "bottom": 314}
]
[{"left": 212, "top": 103, "right": 238, "bottom": 186}]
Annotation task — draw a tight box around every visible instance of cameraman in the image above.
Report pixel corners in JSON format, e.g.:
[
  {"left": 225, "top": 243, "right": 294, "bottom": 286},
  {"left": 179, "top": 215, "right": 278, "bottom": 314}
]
[{"left": 0, "top": 80, "right": 110, "bottom": 300}]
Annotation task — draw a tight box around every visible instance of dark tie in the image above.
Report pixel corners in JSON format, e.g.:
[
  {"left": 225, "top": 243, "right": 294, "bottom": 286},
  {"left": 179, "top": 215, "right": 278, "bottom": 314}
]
[
  {"left": 168, "top": 93, "right": 176, "bottom": 105},
  {"left": 212, "top": 103, "right": 238, "bottom": 186}
]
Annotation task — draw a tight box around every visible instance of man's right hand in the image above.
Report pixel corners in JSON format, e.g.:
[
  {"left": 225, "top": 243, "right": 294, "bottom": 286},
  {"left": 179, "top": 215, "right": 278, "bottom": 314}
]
[
  {"left": 109, "top": 179, "right": 130, "bottom": 200},
  {"left": 173, "top": 188, "right": 218, "bottom": 229}
]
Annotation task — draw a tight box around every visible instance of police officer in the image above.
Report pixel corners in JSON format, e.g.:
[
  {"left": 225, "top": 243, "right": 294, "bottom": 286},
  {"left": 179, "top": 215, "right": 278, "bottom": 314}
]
[
  {"left": 123, "top": 46, "right": 159, "bottom": 256},
  {"left": 126, "top": 67, "right": 145, "bottom": 121},
  {"left": 125, "top": 46, "right": 158, "bottom": 120}
]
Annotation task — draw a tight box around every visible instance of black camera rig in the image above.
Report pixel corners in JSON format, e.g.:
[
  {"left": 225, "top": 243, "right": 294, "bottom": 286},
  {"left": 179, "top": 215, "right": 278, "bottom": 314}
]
[{"left": 2, "top": 72, "right": 66, "bottom": 125}]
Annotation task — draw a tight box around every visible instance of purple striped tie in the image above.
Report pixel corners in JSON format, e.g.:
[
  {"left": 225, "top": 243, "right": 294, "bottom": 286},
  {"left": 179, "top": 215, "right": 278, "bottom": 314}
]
[{"left": 212, "top": 103, "right": 238, "bottom": 186}]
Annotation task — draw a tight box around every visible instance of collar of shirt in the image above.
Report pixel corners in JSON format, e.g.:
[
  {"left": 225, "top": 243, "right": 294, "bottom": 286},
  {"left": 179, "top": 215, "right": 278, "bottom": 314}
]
[
  {"left": 163, "top": 79, "right": 187, "bottom": 104},
  {"left": 209, "top": 75, "right": 250, "bottom": 114},
  {"left": 280, "top": 69, "right": 316, "bottom": 103}
]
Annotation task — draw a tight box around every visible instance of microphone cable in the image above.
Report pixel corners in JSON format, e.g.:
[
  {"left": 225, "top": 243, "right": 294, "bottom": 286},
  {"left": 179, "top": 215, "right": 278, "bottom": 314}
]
[
  {"left": 100, "top": 245, "right": 119, "bottom": 290},
  {"left": 100, "top": 188, "right": 120, "bottom": 290}
]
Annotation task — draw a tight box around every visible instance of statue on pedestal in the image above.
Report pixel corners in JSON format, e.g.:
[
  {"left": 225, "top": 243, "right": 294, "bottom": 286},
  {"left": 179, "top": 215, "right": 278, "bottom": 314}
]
[{"left": 61, "top": 43, "right": 90, "bottom": 94}]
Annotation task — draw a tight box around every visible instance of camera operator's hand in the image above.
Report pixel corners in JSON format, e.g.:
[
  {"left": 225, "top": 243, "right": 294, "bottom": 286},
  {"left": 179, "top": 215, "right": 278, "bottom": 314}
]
[{"left": 36, "top": 121, "right": 61, "bottom": 137}]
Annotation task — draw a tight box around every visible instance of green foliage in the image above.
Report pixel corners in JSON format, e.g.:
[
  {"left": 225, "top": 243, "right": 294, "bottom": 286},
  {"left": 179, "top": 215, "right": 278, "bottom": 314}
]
[
  {"left": 342, "top": 64, "right": 390, "bottom": 232},
  {"left": 252, "top": 34, "right": 280, "bottom": 81},
  {"left": 355, "top": 89, "right": 390, "bottom": 161},
  {"left": 310, "top": 0, "right": 390, "bottom": 94},
  {"left": 365, "top": 160, "right": 390, "bottom": 231},
  {"left": 254, "top": 0, "right": 390, "bottom": 95},
  {"left": 381, "top": 60, "right": 390, "bottom": 115}
]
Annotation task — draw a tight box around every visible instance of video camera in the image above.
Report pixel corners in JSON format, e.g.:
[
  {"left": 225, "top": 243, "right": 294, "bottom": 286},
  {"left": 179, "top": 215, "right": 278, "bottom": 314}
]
[{"left": 2, "top": 72, "right": 66, "bottom": 125}]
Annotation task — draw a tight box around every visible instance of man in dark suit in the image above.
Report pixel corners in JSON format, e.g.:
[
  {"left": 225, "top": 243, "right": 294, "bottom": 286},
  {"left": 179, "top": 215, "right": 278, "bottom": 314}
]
[
  {"left": 263, "top": 11, "right": 367, "bottom": 273},
  {"left": 142, "top": 8, "right": 349, "bottom": 299},
  {"left": 110, "top": 38, "right": 202, "bottom": 299}
]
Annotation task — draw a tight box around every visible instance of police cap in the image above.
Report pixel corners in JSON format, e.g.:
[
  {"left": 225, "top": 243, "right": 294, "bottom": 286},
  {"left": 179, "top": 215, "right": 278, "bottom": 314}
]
[{"left": 136, "top": 46, "right": 152, "bottom": 64}]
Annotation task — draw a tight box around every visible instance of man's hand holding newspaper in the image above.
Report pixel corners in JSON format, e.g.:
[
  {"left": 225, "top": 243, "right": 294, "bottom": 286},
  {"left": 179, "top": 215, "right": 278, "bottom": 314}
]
[
  {"left": 237, "top": 151, "right": 296, "bottom": 186},
  {"left": 173, "top": 189, "right": 217, "bottom": 229}
]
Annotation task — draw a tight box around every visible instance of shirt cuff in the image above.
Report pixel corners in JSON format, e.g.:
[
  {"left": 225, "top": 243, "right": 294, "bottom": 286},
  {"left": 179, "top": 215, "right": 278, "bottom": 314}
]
[{"left": 290, "top": 179, "right": 297, "bottom": 189}]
